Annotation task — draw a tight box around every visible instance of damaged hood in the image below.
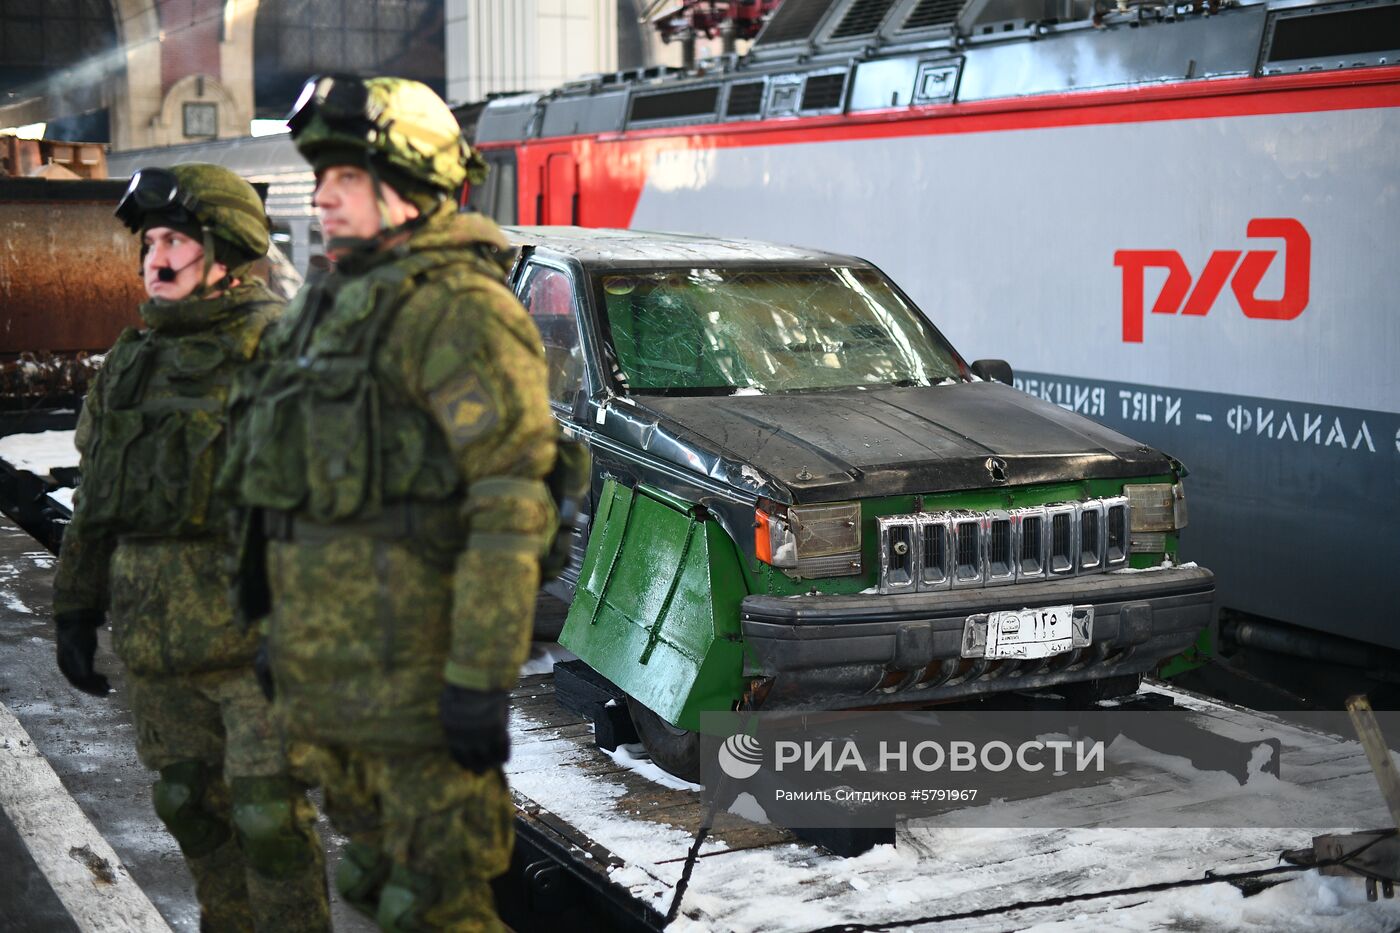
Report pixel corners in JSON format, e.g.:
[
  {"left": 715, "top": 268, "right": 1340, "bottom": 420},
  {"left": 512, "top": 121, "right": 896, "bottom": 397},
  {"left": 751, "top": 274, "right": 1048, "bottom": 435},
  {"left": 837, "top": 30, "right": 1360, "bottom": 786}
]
[{"left": 631, "top": 381, "right": 1173, "bottom": 502}]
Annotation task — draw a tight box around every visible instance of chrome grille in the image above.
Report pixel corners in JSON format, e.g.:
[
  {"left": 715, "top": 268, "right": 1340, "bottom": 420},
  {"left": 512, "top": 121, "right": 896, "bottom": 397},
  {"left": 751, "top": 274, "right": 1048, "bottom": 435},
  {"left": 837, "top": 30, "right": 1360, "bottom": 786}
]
[
  {"left": 985, "top": 511, "right": 1014, "bottom": 584},
  {"left": 1079, "top": 501, "right": 1104, "bottom": 572},
  {"left": 1106, "top": 501, "right": 1129, "bottom": 564},
  {"left": 877, "top": 497, "right": 1129, "bottom": 594},
  {"left": 877, "top": 518, "right": 917, "bottom": 592},
  {"left": 953, "top": 517, "right": 981, "bottom": 585},
  {"left": 918, "top": 513, "right": 950, "bottom": 588},
  {"left": 1017, "top": 511, "right": 1045, "bottom": 578},
  {"left": 1048, "top": 506, "right": 1076, "bottom": 576}
]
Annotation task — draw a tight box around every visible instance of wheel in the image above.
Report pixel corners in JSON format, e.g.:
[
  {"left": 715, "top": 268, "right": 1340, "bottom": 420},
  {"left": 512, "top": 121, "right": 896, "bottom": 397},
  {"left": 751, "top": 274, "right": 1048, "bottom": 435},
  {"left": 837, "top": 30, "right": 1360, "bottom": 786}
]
[
  {"left": 626, "top": 697, "right": 700, "bottom": 783},
  {"left": 1059, "top": 673, "right": 1143, "bottom": 707}
]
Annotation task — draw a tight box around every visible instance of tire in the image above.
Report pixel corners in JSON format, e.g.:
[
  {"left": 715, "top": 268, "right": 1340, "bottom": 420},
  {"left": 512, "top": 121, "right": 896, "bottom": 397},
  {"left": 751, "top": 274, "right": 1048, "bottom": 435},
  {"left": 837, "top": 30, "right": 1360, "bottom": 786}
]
[
  {"left": 1059, "top": 673, "right": 1143, "bottom": 707},
  {"left": 626, "top": 697, "right": 701, "bottom": 783}
]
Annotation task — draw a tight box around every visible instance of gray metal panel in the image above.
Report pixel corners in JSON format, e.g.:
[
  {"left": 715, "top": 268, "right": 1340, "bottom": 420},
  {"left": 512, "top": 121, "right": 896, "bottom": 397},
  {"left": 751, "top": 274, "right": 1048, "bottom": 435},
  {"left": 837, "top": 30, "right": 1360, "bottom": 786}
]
[
  {"left": 753, "top": 0, "right": 845, "bottom": 48},
  {"left": 913, "top": 59, "right": 961, "bottom": 102},
  {"left": 625, "top": 85, "right": 724, "bottom": 129},
  {"left": 885, "top": 0, "right": 966, "bottom": 37},
  {"left": 107, "top": 134, "right": 305, "bottom": 179},
  {"left": 1260, "top": 0, "right": 1400, "bottom": 76},
  {"left": 821, "top": 0, "right": 904, "bottom": 44},
  {"left": 797, "top": 67, "right": 852, "bottom": 115},
  {"left": 540, "top": 93, "right": 628, "bottom": 137},
  {"left": 766, "top": 75, "right": 807, "bottom": 116},
  {"left": 958, "top": 8, "right": 1266, "bottom": 101},
  {"left": 477, "top": 0, "right": 1399, "bottom": 144},
  {"left": 850, "top": 55, "right": 922, "bottom": 110},
  {"left": 723, "top": 78, "right": 770, "bottom": 120},
  {"left": 475, "top": 95, "right": 542, "bottom": 143}
]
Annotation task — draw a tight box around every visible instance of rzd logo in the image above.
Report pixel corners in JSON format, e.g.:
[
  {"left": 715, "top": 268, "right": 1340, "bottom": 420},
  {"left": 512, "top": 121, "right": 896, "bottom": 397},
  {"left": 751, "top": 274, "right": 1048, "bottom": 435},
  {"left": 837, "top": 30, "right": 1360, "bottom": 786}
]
[{"left": 1114, "top": 218, "right": 1310, "bottom": 343}]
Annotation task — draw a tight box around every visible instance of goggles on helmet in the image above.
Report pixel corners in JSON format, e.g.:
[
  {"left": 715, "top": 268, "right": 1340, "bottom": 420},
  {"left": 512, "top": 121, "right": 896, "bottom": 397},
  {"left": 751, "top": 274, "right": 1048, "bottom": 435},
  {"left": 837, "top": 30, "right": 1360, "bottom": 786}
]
[
  {"left": 115, "top": 167, "right": 200, "bottom": 233},
  {"left": 286, "top": 73, "right": 380, "bottom": 138}
]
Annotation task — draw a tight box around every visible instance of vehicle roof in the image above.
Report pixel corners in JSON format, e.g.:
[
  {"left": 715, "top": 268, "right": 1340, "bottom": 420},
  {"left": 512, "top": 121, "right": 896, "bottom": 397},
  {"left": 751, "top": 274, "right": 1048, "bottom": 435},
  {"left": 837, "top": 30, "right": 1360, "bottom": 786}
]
[{"left": 502, "top": 226, "right": 866, "bottom": 267}]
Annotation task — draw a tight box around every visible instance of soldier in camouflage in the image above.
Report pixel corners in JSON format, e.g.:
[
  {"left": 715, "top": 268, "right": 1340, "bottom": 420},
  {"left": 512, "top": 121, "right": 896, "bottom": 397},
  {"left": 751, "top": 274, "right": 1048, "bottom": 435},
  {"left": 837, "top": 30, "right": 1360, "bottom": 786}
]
[
  {"left": 222, "top": 76, "right": 556, "bottom": 930},
  {"left": 51, "top": 164, "right": 331, "bottom": 932}
]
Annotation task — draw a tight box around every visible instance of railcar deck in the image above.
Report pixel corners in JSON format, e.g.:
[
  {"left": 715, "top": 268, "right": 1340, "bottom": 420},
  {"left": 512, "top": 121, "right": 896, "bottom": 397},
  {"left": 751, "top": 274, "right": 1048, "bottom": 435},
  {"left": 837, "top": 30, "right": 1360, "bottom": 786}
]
[{"left": 502, "top": 604, "right": 1399, "bottom": 932}]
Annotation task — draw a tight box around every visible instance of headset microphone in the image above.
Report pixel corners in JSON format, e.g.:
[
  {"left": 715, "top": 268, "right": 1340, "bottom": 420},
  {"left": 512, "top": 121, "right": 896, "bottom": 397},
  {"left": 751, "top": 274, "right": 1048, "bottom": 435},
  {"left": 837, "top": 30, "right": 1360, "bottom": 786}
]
[{"left": 153, "top": 256, "right": 201, "bottom": 284}]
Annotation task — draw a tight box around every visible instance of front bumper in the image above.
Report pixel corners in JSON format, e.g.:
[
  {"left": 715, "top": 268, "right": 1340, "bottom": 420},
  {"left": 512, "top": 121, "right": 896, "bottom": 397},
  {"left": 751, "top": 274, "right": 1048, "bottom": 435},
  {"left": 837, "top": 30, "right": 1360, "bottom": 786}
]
[{"left": 742, "top": 566, "right": 1214, "bottom": 709}]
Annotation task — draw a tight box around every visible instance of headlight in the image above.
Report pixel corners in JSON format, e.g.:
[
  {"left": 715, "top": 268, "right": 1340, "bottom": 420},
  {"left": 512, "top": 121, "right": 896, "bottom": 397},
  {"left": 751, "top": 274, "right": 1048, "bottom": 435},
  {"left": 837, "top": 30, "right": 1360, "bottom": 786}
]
[
  {"left": 1125, "top": 481, "right": 1187, "bottom": 552},
  {"left": 756, "top": 502, "right": 861, "bottom": 577},
  {"left": 755, "top": 507, "right": 799, "bottom": 568}
]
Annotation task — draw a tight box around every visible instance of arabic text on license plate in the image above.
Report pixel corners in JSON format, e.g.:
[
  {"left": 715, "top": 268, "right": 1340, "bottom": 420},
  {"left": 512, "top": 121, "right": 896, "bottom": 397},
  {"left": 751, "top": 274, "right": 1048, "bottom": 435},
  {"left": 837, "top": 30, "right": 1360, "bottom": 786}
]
[{"left": 985, "top": 605, "right": 1077, "bottom": 659}]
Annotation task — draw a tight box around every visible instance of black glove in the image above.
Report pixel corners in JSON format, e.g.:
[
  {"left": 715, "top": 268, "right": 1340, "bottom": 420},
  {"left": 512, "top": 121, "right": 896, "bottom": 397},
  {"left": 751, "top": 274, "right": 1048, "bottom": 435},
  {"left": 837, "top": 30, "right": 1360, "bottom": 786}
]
[
  {"left": 253, "top": 640, "right": 275, "bottom": 702},
  {"left": 54, "top": 610, "right": 111, "bottom": 698},
  {"left": 440, "top": 685, "right": 510, "bottom": 774}
]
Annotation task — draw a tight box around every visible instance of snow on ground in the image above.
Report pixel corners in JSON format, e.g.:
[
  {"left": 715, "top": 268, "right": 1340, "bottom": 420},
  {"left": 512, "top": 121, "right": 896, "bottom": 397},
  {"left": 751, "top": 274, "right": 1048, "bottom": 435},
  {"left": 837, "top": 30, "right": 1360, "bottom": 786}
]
[
  {"left": 0, "top": 556, "right": 37, "bottom": 614},
  {"left": 1, "top": 591, "right": 33, "bottom": 614},
  {"left": 507, "top": 706, "right": 729, "bottom": 907},
  {"left": 0, "top": 430, "right": 78, "bottom": 476},
  {"left": 506, "top": 680, "right": 1400, "bottom": 932},
  {"left": 673, "top": 824, "right": 1400, "bottom": 932},
  {"left": 46, "top": 488, "right": 74, "bottom": 512},
  {"left": 1016, "top": 869, "right": 1399, "bottom": 933},
  {"left": 519, "top": 642, "right": 578, "bottom": 676},
  {"left": 906, "top": 826, "right": 1400, "bottom": 933},
  {"left": 604, "top": 742, "right": 705, "bottom": 792}
]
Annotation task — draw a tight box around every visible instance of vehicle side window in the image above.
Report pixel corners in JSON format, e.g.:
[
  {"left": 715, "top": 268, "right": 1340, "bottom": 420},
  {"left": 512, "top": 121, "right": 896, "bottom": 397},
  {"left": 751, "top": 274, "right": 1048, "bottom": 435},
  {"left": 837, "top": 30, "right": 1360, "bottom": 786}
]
[{"left": 519, "top": 263, "right": 584, "bottom": 406}]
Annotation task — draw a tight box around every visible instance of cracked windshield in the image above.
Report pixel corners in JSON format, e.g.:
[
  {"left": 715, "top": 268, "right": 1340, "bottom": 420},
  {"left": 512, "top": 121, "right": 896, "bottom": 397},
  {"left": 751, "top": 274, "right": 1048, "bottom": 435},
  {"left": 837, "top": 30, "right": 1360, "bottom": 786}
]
[{"left": 598, "top": 266, "right": 964, "bottom": 394}]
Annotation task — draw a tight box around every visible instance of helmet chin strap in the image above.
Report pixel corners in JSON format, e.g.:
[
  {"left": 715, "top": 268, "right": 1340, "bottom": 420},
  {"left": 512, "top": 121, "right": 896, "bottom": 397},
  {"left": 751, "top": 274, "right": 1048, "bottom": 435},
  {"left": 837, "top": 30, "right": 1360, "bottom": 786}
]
[
  {"left": 371, "top": 160, "right": 395, "bottom": 234},
  {"left": 191, "top": 228, "right": 234, "bottom": 299}
]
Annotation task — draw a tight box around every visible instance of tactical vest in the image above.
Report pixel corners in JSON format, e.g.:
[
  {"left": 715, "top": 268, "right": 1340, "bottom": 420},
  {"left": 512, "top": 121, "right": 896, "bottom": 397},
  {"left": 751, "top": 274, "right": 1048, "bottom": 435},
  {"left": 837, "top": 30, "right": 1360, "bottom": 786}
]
[
  {"left": 226, "top": 249, "right": 499, "bottom": 528},
  {"left": 79, "top": 287, "right": 279, "bottom": 538}
]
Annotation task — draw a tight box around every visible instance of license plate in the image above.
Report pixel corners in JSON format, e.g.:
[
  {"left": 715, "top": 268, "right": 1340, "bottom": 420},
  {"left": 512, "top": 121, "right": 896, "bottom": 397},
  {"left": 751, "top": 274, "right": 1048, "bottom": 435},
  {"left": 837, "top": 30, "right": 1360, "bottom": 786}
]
[{"left": 961, "top": 605, "right": 1094, "bottom": 660}]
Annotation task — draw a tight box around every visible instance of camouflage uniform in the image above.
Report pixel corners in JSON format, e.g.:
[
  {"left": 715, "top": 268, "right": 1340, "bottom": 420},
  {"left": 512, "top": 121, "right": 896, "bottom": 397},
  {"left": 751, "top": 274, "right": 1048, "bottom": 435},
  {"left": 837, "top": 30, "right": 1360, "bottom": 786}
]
[
  {"left": 52, "top": 164, "right": 330, "bottom": 933},
  {"left": 224, "top": 78, "right": 555, "bottom": 931}
]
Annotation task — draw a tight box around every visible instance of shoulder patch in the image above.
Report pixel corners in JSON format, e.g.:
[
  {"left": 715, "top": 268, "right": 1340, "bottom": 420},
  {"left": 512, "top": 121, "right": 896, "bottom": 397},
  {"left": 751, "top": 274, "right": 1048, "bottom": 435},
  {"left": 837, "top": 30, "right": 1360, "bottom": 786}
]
[{"left": 430, "top": 371, "right": 500, "bottom": 447}]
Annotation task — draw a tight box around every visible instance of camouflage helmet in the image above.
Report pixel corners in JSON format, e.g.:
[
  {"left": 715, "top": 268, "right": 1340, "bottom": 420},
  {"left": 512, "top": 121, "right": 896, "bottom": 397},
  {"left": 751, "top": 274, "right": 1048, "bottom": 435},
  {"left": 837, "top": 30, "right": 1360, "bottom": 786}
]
[
  {"left": 115, "top": 162, "right": 270, "bottom": 267},
  {"left": 287, "top": 74, "right": 485, "bottom": 197}
]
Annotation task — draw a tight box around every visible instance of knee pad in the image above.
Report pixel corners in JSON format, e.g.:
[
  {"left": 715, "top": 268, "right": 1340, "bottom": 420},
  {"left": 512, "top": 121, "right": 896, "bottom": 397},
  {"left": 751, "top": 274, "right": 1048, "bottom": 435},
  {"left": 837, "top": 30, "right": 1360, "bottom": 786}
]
[
  {"left": 152, "top": 761, "right": 229, "bottom": 859},
  {"left": 229, "top": 776, "right": 315, "bottom": 880},
  {"left": 376, "top": 863, "right": 440, "bottom": 933},
  {"left": 334, "top": 842, "right": 390, "bottom": 917}
]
